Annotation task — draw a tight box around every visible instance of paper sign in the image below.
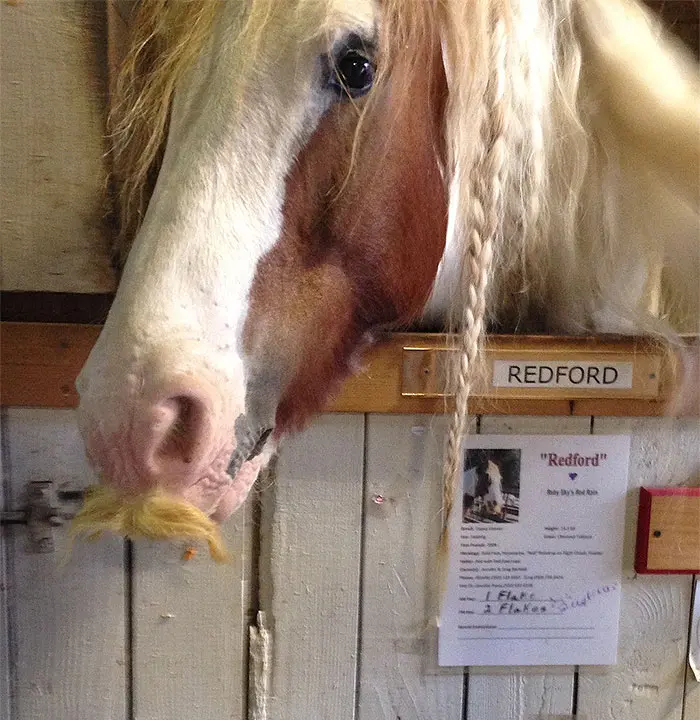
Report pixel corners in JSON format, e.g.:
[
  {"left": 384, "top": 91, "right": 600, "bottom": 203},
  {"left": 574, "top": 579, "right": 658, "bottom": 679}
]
[
  {"left": 439, "top": 434, "right": 630, "bottom": 666},
  {"left": 492, "top": 360, "right": 633, "bottom": 389}
]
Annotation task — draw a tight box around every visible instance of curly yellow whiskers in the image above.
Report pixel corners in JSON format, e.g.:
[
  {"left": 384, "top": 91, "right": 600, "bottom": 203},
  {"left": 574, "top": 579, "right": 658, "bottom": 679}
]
[{"left": 70, "top": 485, "right": 229, "bottom": 562}]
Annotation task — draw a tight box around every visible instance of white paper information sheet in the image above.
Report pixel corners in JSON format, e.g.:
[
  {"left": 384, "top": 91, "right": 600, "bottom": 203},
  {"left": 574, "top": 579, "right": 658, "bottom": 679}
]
[{"left": 439, "top": 434, "right": 630, "bottom": 667}]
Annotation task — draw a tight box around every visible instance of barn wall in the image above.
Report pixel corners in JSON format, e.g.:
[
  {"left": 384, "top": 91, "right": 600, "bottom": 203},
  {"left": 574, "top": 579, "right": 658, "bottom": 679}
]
[
  {"left": 0, "top": 0, "right": 696, "bottom": 296},
  {"left": 1, "top": 409, "right": 698, "bottom": 720}
]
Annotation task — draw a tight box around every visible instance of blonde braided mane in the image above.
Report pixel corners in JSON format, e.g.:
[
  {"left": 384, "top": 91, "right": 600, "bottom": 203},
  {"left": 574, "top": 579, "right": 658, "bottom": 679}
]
[{"left": 440, "top": 0, "right": 513, "bottom": 559}]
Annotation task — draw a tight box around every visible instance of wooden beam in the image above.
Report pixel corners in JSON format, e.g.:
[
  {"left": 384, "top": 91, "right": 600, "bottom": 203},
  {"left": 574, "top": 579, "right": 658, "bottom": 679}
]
[{"left": 0, "top": 322, "right": 692, "bottom": 416}]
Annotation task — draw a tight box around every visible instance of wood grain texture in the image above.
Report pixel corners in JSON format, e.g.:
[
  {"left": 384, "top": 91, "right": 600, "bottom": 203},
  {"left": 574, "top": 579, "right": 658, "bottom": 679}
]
[
  {"left": 3, "top": 323, "right": 688, "bottom": 417},
  {"left": 636, "top": 490, "right": 700, "bottom": 573},
  {"left": 0, "top": 1, "right": 115, "bottom": 292},
  {"left": 464, "top": 415, "right": 589, "bottom": 720},
  {"left": 357, "top": 414, "right": 464, "bottom": 720},
  {"left": 402, "top": 344, "right": 662, "bottom": 400},
  {"left": 131, "top": 502, "right": 252, "bottom": 720},
  {"left": 0, "top": 411, "right": 12, "bottom": 720},
  {"left": 258, "top": 414, "right": 365, "bottom": 720},
  {"left": 4, "top": 408, "right": 126, "bottom": 720},
  {"left": 577, "top": 417, "right": 700, "bottom": 720}
]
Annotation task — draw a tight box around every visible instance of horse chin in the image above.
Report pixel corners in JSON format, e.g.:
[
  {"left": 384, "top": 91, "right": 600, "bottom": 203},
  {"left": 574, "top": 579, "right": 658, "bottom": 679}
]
[{"left": 184, "top": 440, "right": 275, "bottom": 523}]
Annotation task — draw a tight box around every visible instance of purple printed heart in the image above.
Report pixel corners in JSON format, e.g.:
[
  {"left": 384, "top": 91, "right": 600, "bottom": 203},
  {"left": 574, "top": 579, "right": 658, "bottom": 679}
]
[{"left": 569, "top": 472, "right": 578, "bottom": 480}]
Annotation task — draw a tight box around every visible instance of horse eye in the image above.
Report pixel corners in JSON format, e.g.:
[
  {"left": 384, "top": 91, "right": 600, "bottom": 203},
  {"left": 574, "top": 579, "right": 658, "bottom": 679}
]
[{"left": 331, "top": 50, "right": 375, "bottom": 98}]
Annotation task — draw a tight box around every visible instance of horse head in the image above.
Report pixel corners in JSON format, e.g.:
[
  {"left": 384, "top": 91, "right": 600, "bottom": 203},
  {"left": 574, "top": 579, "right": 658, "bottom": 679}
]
[
  {"left": 75, "top": 0, "right": 450, "bottom": 542},
  {"left": 74, "top": 0, "right": 698, "bottom": 551}
]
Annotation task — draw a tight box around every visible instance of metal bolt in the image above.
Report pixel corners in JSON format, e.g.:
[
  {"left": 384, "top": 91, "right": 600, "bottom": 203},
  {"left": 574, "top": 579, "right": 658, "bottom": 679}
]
[{"left": 653, "top": 530, "right": 662, "bottom": 538}]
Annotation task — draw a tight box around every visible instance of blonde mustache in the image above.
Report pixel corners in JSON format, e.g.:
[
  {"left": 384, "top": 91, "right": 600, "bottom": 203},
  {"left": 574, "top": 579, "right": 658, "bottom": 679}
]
[{"left": 70, "top": 485, "right": 229, "bottom": 562}]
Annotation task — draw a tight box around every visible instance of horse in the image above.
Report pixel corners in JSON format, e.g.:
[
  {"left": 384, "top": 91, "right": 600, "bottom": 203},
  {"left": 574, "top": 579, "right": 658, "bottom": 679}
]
[
  {"left": 72, "top": 0, "right": 699, "bottom": 556},
  {"left": 463, "top": 460, "right": 506, "bottom": 521}
]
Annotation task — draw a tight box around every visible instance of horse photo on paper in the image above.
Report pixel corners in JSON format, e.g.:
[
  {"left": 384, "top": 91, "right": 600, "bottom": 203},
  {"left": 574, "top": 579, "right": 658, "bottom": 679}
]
[{"left": 463, "top": 449, "right": 521, "bottom": 524}]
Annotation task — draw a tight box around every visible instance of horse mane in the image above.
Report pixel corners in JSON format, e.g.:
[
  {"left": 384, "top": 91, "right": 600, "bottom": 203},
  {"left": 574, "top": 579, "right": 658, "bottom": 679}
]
[{"left": 437, "top": 0, "right": 699, "bottom": 553}]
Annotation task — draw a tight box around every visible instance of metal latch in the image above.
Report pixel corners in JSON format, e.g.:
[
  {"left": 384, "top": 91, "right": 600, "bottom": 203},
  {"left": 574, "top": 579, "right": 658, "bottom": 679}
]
[{"left": 0, "top": 481, "right": 84, "bottom": 553}]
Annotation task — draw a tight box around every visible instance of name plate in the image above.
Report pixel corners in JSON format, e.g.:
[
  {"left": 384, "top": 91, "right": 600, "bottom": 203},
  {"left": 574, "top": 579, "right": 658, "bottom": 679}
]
[
  {"left": 402, "top": 344, "right": 662, "bottom": 400},
  {"left": 492, "top": 360, "right": 633, "bottom": 390}
]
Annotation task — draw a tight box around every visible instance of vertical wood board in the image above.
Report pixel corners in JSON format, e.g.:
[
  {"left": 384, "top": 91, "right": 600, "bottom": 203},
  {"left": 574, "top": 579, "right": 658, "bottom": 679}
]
[
  {"left": 4, "top": 408, "right": 126, "bottom": 720},
  {"left": 0, "top": 0, "right": 115, "bottom": 292},
  {"left": 131, "top": 502, "right": 252, "bottom": 720},
  {"left": 1, "top": 410, "right": 13, "bottom": 720},
  {"left": 357, "top": 414, "right": 464, "bottom": 720},
  {"left": 683, "top": 577, "right": 700, "bottom": 720},
  {"left": 577, "top": 417, "right": 699, "bottom": 720},
  {"left": 465, "top": 415, "right": 589, "bottom": 720},
  {"left": 258, "top": 414, "right": 365, "bottom": 720}
]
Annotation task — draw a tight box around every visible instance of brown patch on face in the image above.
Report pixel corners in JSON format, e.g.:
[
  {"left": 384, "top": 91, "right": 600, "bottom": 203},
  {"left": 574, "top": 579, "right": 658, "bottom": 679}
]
[{"left": 244, "top": 35, "right": 448, "bottom": 433}]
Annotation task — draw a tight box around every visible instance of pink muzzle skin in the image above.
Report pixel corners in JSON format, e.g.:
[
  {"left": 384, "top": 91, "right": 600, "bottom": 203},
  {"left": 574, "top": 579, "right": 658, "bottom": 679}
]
[
  {"left": 182, "top": 425, "right": 275, "bottom": 520},
  {"left": 78, "top": 374, "right": 275, "bottom": 523},
  {"left": 76, "top": 331, "right": 281, "bottom": 523},
  {"left": 83, "top": 426, "right": 271, "bottom": 522}
]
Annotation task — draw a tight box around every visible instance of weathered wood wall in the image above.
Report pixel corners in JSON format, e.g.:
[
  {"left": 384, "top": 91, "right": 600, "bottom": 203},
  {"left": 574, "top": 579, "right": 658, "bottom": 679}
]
[
  {"left": 1, "top": 408, "right": 698, "bottom": 719},
  {"left": 0, "top": 0, "right": 115, "bottom": 293}
]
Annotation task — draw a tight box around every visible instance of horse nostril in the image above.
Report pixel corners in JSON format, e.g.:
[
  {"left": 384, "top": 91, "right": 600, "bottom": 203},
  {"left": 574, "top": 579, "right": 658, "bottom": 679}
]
[{"left": 155, "top": 394, "right": 207, "bottom": 467}]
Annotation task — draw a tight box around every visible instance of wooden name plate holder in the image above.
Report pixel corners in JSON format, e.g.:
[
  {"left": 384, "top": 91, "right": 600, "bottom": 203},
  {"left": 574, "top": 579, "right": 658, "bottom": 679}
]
[
  {"left": 0, "top": 323, "right": 693, "bottom": 416},
  {"left": 635, "top": 488, "right": 700, "bottom": 574}
]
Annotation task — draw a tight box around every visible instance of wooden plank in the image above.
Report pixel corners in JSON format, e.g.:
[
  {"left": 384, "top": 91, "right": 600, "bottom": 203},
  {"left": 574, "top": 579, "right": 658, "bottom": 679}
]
[
  {"left": 0, "top": 323, "right": 101, "bottom": 407},
  {"left": 0, "top": 322, "right": 100, "bottom": 367},
  {"left": 131, "top": 503, "right": 252, "bottom": 720},
  {"left": 577, "top": 417, "right": 699, "bottom": 720},
  {"left": 402, "top": 344, "right": 662, "bottom": 400},
  {"left": 3, "top": 323, "right": 689, "bottom": 417},
  {"left": 356, "top": 414, "right": 464, "bottom": 720},
  {"left": 258, "top": 414, "right": 364, "bottom": 720},
  {"left": 334, "top": 333, "right": 673, "bottom": 413},
  {"left": 4, "top": 408, "right": 126, "bottom": 720},
  {"left": 0, "top": 410, "right": 12, "bottom": 720},
  {"left": 0, "top": 1, "right": 115, "bottom": 293},
  {"left": 106, "top": 1, "right": 134, "bottom": 104},
  {"left": 0, "top": 291, "right": 114, "bottom": 325},
  {"left": 464, "top": 415, "right": 589, "bottom": 720},
  {"left": 572, "top": 398, "right": 670, "bottom": 417},
  {"left": 684, "top": 577, "right": 700, "bottom": 720},
  {"left": 635, "top": 488, "right": 700, "bottom": 573}
]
